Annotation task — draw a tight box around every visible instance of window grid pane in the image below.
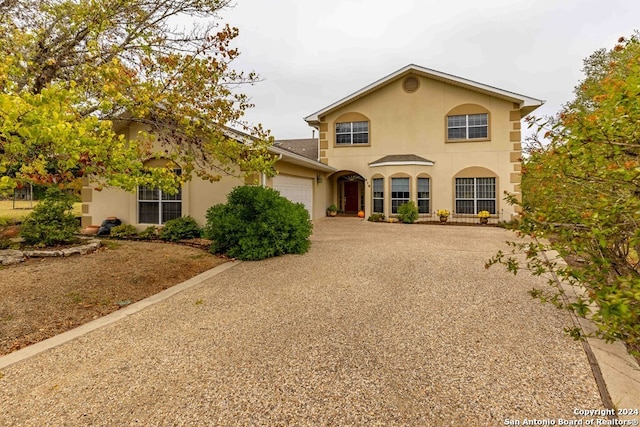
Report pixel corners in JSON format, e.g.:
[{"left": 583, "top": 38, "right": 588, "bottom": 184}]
[
  {"left": 139, "top": 202, "right": 159, "bottom": 224},
  {"left": 352, "top": 133, "right": 369, "bottom": 144},
  {"left": 161, "top": 202, "right": 182, "bottom": 223},
  {"left": 468, "top": 127, "right": 488, "bottom": 139},
  {"left": 456, "top": 200, "right": 475, "bottom": 214},
  {"left": 138, "top": 186, "right": 159, "bottom": 201},
  {"left": 391, "top": 178, "right": 410, "bottom": 214}
]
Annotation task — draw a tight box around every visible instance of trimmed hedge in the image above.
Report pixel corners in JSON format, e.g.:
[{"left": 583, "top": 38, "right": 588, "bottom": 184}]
[{"left": 204, "top": 186, "right": 312, "bottom": 260}]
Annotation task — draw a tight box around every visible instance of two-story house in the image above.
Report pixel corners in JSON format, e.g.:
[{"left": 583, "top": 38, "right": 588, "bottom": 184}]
[
  {"left": 83, "top": 64, "right": 543, "bottom": 228},
  {"left": 304, "top": 64, "right": 544, "bottom": 221}
]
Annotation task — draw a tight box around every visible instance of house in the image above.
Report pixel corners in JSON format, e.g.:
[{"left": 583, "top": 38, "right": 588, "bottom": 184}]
[
  {"left": 83, "top": 64, "right": 543, "bottom": 228},
  {"left": 305, "top": 64, "right": 544, "bottom": 220},
  {"left": 81, "top": 127, "right": 335, "bottom": 228}
]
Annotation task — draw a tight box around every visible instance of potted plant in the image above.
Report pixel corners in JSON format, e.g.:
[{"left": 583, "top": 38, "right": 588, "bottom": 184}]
[
  {"left": 436, "top": 209, "right": 450, "bottom": 223},
  {"left": 327, "top": 204, "right": 338, "bottom": 217},
  {"left": 478, "top": 210, "right": 490, "bottom": 224}
]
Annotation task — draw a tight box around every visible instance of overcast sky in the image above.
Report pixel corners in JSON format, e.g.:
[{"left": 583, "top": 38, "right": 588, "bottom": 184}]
[{"left": 218, "top": 0, "right": 639, "bottom": 140}]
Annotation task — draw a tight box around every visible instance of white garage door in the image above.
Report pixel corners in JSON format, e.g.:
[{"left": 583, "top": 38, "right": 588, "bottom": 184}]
[{"left": 272, "top": 175, "right": 314, "bottom": 218}]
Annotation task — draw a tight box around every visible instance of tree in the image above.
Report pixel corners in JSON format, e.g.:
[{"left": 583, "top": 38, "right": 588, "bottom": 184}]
[
  {"left": 487, "top": 34, "right": 640, "bottom": 351},
  {"left": 0, "top": 0, "right": 276, "bottom": 195}
]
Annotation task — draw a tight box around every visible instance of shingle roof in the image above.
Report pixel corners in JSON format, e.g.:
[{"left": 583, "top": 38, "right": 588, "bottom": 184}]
[
  {"left": 369, "top": 154, "right": 435, "bottom": 166},
  {"left": 274, "top": 138, "right": 318, "bottom": 161}
]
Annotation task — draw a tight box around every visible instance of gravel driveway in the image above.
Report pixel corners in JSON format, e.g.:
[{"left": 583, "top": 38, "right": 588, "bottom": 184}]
[{"left": 1, "top": 219, "right": 603, "bottom": 426}]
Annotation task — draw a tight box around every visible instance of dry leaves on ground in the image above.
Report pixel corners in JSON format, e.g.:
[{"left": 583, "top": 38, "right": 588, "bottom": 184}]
[{"left": 0, "top": 239, "right": 227, "bottom": 355}]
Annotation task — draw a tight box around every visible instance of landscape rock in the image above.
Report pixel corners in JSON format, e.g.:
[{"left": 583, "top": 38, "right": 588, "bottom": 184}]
[{"left": 0, "top": 249, "right": 25, "bottom": 265}]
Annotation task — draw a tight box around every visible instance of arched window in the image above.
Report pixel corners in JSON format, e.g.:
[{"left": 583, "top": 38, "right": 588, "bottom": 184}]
[
  {"left": 454, "top": 167, "right": 497, "bottom": 214},
  {"left": 371, "top": 175, "right": 384, "bottom": 214},
  {"left": 335, "top": 112, "right": 370, "bottom": 146},
  {"left": 446, "top": 104, "right": 490, "bottom": 142},
  {"left": 390, "top": 174, "right": 410, "bottom": 214},
  {"left": 416, "top": 174, "right": 431, "bottom": 214}
]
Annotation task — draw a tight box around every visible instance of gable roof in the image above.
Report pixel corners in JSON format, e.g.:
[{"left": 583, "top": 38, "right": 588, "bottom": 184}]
[{"left": 304, "top": 64, "right": 545, "bottom": 125}]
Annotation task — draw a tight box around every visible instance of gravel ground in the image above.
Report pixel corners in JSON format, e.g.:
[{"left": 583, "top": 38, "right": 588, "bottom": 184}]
[{"left": 0, "top": 219, "right": 603, "bottom": 426}]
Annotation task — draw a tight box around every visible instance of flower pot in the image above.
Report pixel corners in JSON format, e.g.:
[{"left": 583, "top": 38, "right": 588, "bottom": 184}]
[
  {"left": 327, "top": 210, "right": 337, "bottom": 217},
  {"left": 439, "top": 216, "right": 448, "bottom": 223},
  {"left": 1, "top": 225, "right": 20, "bottom": 238},
  {"left": 83, "top": 225, "right": 100, "bottom": 235},
  {"left": 480, "top": 217, "right": 489, "bottom": 224}
]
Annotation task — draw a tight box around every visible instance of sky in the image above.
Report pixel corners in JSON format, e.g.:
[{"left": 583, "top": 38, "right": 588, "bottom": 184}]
[{"left": 216, "top": 0, "right": 639, "bottom": 140}]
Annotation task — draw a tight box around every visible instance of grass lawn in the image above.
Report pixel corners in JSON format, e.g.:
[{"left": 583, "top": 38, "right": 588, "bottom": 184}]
[{"left": 0, "top": 200, "right": 82, "bottom": 221}]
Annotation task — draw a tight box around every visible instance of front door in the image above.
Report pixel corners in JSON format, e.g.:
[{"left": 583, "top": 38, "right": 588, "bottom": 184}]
[{"left": 344, "top": 181, "right": 359, "bottom": 214}]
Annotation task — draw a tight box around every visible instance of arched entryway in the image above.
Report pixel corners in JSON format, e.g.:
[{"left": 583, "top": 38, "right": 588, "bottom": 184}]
[{"left": 335, "top": 172, "right": 365, "bottom": 214}]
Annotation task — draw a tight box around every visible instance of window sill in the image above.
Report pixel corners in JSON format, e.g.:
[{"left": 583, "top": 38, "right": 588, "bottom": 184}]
[
  {"left": 334, "top": 143, "right": 371, "bottom": 148},
  {"left": 445, "top": 138, "right": 491, "bottom": 143}
]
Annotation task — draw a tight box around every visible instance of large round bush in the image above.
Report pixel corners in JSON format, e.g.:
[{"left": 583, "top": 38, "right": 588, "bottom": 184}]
[{"left": 204, "top": 186, "right": 312, "bottom": 260}]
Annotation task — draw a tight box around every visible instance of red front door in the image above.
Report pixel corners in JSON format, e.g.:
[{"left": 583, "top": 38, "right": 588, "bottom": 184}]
[{"left": 344, "top": 181, "right": 359, "bottom": 213}]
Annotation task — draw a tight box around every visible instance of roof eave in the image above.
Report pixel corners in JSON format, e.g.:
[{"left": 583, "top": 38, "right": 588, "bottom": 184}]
[
  {"left": 305, "top": 64, "right": 545, "bottom": 123},
  {"left": 269, "top": 146, "right": 336, "bottom": 172},
  {"left": 369, "top": 161, "right": 435, "bottom": 167}
]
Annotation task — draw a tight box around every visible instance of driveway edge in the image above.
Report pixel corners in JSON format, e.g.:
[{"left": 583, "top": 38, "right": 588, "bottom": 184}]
[
  {"left": 0, "top": 260, "right": 241, "bottom": 370},
  {"left": 544, "top": 249, "right": 640, "bottom": 420}
]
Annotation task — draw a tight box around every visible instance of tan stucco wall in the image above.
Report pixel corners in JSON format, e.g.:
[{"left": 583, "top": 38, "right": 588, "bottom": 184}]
[
  {"left": 82, "top": 122, "right": 246, "bottom": 228},
  {"left": 317, "top": 74, "right": 523, "bottom": 219},
  {"left": 83, "top": 123, "right": 330, "bottom": 227},
  {"left": 83, "top": 173, "right": 244, "bottom": 228}
]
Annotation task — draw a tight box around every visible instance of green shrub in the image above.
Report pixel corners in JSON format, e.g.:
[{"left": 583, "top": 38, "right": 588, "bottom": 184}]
[
  {"left": 138, "top": 225, "right": 160, "bottom": 240},
  {"left": 204, "top": 186, "right": 312, "bottom": 260},
  {"left": 367, "top": 213, "right": 386, "bottom": 222},
  {"left": 20, "top": 187, "right": 79, "bottom": 247},
  {"left": 397, "top": 201, "right": 418, "bottom": 224},
  {"left": 159, "top": 216, "right": 201, "bottom": 241},
  {"left": 110, "top": 224, "right": 138, "bottom": 239}
]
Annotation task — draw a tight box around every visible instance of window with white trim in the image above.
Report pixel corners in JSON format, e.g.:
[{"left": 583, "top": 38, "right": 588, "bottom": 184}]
[
  {"left": 336, "top": 121, "right": 369, "bottom": 145},
  {"left": 417, "top": 177, "right": 430, "bottom": 214},
  {"left": 455, "top": 177, "right": 496, "bottom": 214},
  {"left": 138, "top": 170, "right": 182, "bottom": 224},
  {"left": 372, "top": 178, "right": 384, "bottom": 213},
  {"left": 391, "top": 177, "right": 410, "bottom": 214},
  {"left": 447, "top": 113, "right": 488, "bottom": 140}
]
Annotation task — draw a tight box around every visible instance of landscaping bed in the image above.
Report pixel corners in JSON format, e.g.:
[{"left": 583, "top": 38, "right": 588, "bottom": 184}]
[{"left": 0, "top": 239, "right": 227, "bottom": 355}]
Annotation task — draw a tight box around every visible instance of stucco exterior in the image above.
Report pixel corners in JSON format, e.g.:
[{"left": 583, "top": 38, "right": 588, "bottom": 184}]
[
  {"left": 305, "top": 64, "right": 544, "bottom": 220},
  {"left": 84, "top": 64, "right": 542, "bottom": 227},
  {"left": 82, "top": 124, "right": 334, "bottom": 228}
]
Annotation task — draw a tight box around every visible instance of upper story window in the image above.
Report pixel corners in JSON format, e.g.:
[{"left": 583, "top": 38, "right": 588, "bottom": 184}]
[
  {"left": 336, "top": 121, "right": 369, "bottom": 145},
  {"left": 447, "top": 113, "right": 488, "bottom": 140}
]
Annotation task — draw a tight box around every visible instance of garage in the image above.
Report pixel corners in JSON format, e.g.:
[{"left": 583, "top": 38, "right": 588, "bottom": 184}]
[{"left": 272, "top": 174, "right": 314, "bottom": 219}]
